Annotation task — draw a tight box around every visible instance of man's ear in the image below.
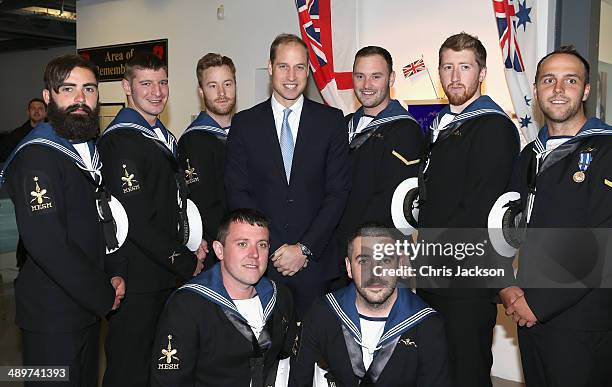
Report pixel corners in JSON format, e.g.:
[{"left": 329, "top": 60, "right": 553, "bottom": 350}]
[
  {"left": 268, "top": 60, "right": 273, "bottom": 76},
  {"left": 478, "top": 66, "right": 487, "bottom": 83},
  {"left": 582, "top": 83, "right": 591, "bottom": 101},
  {"left": 389, "top": 70, "right": 396, "bottom": 88},
  {"left": 42, "top": 89, "right": 51, "bottom": 105},
  {"left": 122, "top": 79, "right": 132, "bottom": 96},
  {"left": 345, "top": 257, "right": 353, "bottom": 280},
  {"left": 212, "top": 241, "right": 224, "bottom": 260}
]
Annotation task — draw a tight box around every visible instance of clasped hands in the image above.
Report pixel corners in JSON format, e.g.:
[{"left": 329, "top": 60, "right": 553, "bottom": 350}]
[
  {"left": 271, "top": 244, "right": 307, "bottom": 277},
  {"left": 499, "top": 286, "right": 538, "bottom": 328}
]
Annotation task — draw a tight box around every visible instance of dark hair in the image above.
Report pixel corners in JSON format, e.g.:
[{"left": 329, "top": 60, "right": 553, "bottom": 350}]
[
  {"left": 439, "top": 32, "right": 487, "bottom": 69},
  {"left": 28, "top": 98, "right": 47, "bottom": 110},
  {"left": 269, "top": 33, "right": 308, "bottom": 64},
  {"left": 124, "top": 51, "right": 167, "bottom": 81},
  {"left": 196, "top": 53, "right": 236, "bottom": 85},
  {"left": 354, "top": 46, "right": 393, "bottom": 75},
  {"left": 347, "top": 222, "right": 397, "bottom": 258},
  {"left": 44, "top": 54, "right": 98, "bottom": 93},
  {"left": 535, "top": 45, "right": 590, "bottom": 84},
  {"left": 216, "top": 208, "right": 269, "bottom": 243}
]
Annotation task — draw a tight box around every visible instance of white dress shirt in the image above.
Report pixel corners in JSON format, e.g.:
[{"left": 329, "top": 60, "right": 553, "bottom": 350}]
[{"left": 271, "top": 94, "right": 304, "bottom": 146}]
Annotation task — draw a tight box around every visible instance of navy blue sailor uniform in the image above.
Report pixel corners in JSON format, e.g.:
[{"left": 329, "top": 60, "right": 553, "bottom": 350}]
[
  {"left": 337, "top": 100, "right": 424, "bottom": 254},
  {"left": 289, "top": 284, "right": 451, "bottom": 386},
  {"left": 151, "top": 263, "right": 296, "bottom": 387},
  {"left": 415, "top": 96, "right": 519, "bottom": 387},
  {"left": 0, "top": 123, "right": 121, "bottom": 387},
  {"left": 178, "top": 112, "right": 229, "bottom": 270},
  {"left": 507, "top": 117, "right": 612, "bottom": 387},
  {"left": 98, "top": 108, "right": 199, "bottom": 387}
]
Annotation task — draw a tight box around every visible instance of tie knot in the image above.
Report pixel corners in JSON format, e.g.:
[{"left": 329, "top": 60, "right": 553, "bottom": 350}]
[{"left": 283, "top": 108, "right": 292, "bottom": 121}]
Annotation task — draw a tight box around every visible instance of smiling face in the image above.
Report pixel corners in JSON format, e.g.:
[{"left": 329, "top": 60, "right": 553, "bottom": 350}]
[
  {"left": 268, "top": 42, "right": 308, "bottom": 107},
  {"left": 213, "top": 221, "right": 270, "bottom": 298},
  {"left": 534, "top": 53, "right": 590, "bottom": 127},
  {"left": 352, "top": 54, "right": 395, "bottom": 116},
  {"left": 439, "top": 48, "right": 486, "bottom": 111},
  {"left": 122, "top": 68, "right": 169, "bottom": 125}
]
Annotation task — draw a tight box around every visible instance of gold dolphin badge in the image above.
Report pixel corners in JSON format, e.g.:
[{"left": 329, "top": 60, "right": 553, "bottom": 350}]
[{"left": 400, "top": 338, "right": 417, "bottom": 348}]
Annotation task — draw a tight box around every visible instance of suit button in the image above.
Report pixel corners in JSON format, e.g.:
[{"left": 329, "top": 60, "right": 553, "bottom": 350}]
[
  {"left": 287, "top": 199, "right": 294, "bottom": 203},
  {"left": 283, "top": 224, "right": 289, "bottom": 230}
]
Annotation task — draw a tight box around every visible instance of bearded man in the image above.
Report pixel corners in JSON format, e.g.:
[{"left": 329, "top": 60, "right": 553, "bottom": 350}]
[
  {"left": 178, "top": 53, "right": 238, "bottom": 270},
  {"left": 0, "top": 55, "right": 125, "bottom": 387}
]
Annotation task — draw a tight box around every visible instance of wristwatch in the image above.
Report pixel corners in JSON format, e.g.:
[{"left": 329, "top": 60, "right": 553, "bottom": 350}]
[{"left": 297, "top": 242, "right": 312, "bottom": 269}]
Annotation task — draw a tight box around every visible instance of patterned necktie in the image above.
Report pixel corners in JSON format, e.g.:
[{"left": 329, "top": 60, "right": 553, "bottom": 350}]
[{"left": 280, "top": 108, "right": 294, "bottom": 183}]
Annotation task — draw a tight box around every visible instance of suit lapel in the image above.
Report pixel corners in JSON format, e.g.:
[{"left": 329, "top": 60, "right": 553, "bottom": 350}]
[{"left": 261, "top": 99, "right": 289, "bottom": 184}]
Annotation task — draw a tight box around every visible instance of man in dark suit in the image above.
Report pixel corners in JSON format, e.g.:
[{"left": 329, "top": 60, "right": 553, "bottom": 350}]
[{"left": 225, "top": 33, "right": 350, "bottom": 318}]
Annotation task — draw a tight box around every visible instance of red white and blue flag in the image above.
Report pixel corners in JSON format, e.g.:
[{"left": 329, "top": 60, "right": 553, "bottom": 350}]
[
  {"left": 295, "top": 0, "right": 357, "bottom": 114},
  {"left": 493, "top": 0, "right": 538, "bottom": 142},
  {"left": 402, "top": 58, "right": 426, "bottom": 78}
]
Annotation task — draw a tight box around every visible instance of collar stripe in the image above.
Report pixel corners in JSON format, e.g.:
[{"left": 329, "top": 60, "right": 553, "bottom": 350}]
[
  {"left": 378, "top": 307, "right": 435, "bottom": 344},
  {"left": 180, "top": 283, "right": 239, "bottom": 313},
  {"left": 325, "top": 293, "right": 362, "bottom": 342},
  {"left": 184, "top": 125, "right": 228, "bottom": 136}
]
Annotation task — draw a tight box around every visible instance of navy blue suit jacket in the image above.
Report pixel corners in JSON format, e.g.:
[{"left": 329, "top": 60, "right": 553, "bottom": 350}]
[{"left": 225, "top": 97, "right": 350, "bottom": 283}]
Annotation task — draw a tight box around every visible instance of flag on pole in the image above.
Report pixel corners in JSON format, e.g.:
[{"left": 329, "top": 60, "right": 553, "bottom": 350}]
[
  {"left": 493, "top": 0, "right": 538, "bottom": 143},
  {"left": 402, "top": 58, "right": 426, "bottom": 78},
  {"left": 295, "top": 0, "right": 357, "bottom": 115}
]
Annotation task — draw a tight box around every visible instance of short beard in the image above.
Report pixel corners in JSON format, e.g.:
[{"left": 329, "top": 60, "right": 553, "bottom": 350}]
[
  {"left": 47, "top": 99, "right": 100, "bottom": 142},
  {"left": 355, "top": 276, "right": 397, "bottom": 308},
  {"left": 444, "top": 81, "right": 480, "bottom": 107},
  {"left": 205, "top": 97, "right": 235, "bottom": 117}
]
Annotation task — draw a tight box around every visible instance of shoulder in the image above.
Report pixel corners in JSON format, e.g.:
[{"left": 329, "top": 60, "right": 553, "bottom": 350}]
[
  {"left": 383, "top": 118, "right": 424, "bottom": 137},
  {"left": 168, "top": 287, "right": 215, "bottom": 312},
  {"left": 305, "top": 98, "right": 343, "bottom": 117},
  {"left": 178, "top": 130, "right": 222, "bottom": 146},
  {"left": 7, "top": 145, "right": 63, "bottom": 178}
]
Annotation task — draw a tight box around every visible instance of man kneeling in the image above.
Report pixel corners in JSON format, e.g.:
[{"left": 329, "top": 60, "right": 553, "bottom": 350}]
[
  {"left": 290, "top": 223, "right": 451, "bottom": 386},
  {"left": 151, "top": 209, "right": 295, "bottom": 386}
]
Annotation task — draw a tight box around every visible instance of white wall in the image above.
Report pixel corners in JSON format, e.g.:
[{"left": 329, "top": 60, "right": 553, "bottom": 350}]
[
  {"left": 0, "top": 45, "right": 75, "bottom": 133},
  {"left": 77, "top": 0, "right": 322, "bottom": 136}
]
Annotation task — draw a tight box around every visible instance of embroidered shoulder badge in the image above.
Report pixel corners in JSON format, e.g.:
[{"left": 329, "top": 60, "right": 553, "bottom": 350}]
[
  {"left": 184, "top": 158, "right": 199, "bottom": 185},
  {"left": 158, "top": 334, "right": 180, "bottom": 370},
  {"left": 27, "top": 175, "right": 54, "bottom": 214},
  {"left": 400, "top": 338, "right": 417, "bottom": 348},
  {"left": 121, "top": 163, "right": 140, "bottom": 194}
]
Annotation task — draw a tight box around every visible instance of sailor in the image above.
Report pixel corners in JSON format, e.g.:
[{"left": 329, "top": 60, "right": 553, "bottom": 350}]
[
  {"left": 496, "top": 45, "right": 612, "bottom": 387},
  {"left": 0, "top": 55, "right": 126, "bottom": 387},
  {"left": 414, "top": 33, "right": 519, "bottom": 387},
  {"left": 289, "top": 223, "right": 450, "bottom": 386},
  {"left": 337, "top": 46, "right": 424, "bottom": 256},
  {"left": 99, "top": 52, "right": 204, "bottom": 387},
  {"left": 178, "top": 53, "right": 236, "bottom": 270},
  {"left": 151, "top": 209, "right": 296, "bottom": 387}
]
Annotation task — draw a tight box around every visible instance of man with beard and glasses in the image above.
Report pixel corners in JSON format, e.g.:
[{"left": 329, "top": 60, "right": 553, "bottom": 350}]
[
  {"left": 413, "top": 32, "right": 519, "bottom": 387},
  {"left": 98, "top": 52, "right": 204, "bottom": 387},
  {"left": 497, "top": 46, "right": 612, "bottom": 387},
  {"left": 178, "top": 53, "right": 237, "bottom": 270},
  {"left": 0, "top": 55, "right": 126, "bottom": 387},
  {"left": 289, "top": 223, "right": 451, "bottom": 387},
  {"left": 337, "top": 46, "right": 424, "bottom": 260}
]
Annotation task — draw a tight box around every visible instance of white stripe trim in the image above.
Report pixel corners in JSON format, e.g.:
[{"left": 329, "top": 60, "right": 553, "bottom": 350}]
[
  {"left": 378, "top": 307, "right": 435, "bottom": 344},
  {"left": 184, "top": 125, "right": 227, "bottom": 136},
  {"left": 180, "top": 283, "right": 239, "bottom": 313},
  {"left": 325, "top": 294, "right": 362, "bottom": 341},
  {"left": 262, "top": 281, "right": 277, "bottom": 322}
]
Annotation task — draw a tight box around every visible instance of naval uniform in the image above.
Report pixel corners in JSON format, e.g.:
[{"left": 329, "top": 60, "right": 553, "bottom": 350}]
[
  {"left": 337, "top": 100, "right": 424, "bottom": 252},
  {"left": 0, "top": 123, "right": 120, "bottom": 387},
  {"left": 151, "top": 263, "right": 296, "bottom": 387},
  {"left": 98, "top": 108, "right": 198, "bottom": 387},
  {"left": 289, "top": 284, "right": 451, "bottom": 386},
  {"left": 508, "top": 117, "right": 612, "bottom": 387},
  {"left": 416, "top": 96, "right": 519, "bottom": 387},
  {"left": 178, "top": 112, "right": 229, "bottom": 270}
]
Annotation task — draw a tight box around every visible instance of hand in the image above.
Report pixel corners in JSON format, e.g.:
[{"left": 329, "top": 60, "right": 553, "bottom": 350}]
[
  {"left": 271, "top": 244, "right": 307, "bottom": 276},
  {"left": 505, "top": 295, "right": 538, "bottom": 327},
  {"left": 193, "top": 258, "right": 204, "bottom": 277},
  {"left": 110, "top": 276, "right": 126, "bottom": 311},
  {"left": 499, "top": 286, "right": 524, "bottom": 309},
  {"left": 195, "top": 239, "right": 209, "bottom": 261}
]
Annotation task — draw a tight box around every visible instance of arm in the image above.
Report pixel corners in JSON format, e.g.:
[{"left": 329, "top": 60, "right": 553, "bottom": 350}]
[
  {"left": 6, "top": 147, "right": 115, "bottom": 317},
  {"left": 300, "top": 109, "right": 351, "bottom": 261},
  {"left": 288, "top": 303, "right": 325, "bottom": 387},
  {"left": 225, "top": 113, "right": 257, "bottom": 210},
  {"left": 150, "top": 291, "right": 199, "bottom": 387},
  {"left": 99, "top": 134, "right": 197, "bottom": 280},
  {"left": 362, "top": 120, "right": 423, "bottom": 222}
]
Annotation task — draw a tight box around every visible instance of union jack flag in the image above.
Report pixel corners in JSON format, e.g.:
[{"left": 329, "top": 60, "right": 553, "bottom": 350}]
[
  {"left": 494, "top": 0, "right": 525, "bottom": 72},
  {"left": 402, "top": 58, "right": 426, "bottom": 78}
]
